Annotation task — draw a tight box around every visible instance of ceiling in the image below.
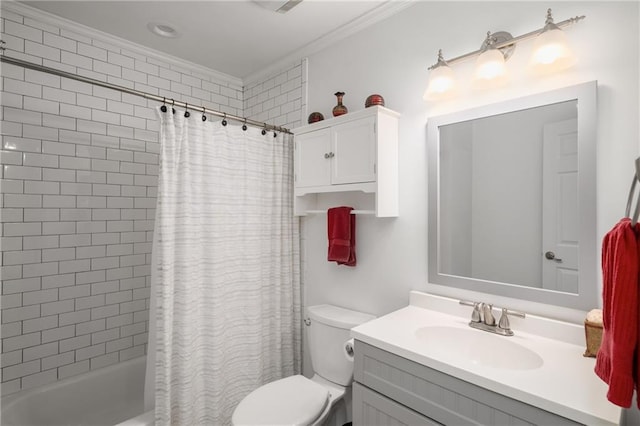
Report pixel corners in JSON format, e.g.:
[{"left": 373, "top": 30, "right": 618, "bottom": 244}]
[{"left": 20, "top": 0, "right": 409, "bottom": 80}]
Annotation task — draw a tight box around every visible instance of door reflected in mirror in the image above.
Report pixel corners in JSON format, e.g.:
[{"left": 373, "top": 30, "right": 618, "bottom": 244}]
[
  {"left": 439, "top": 100, "right": 578, "bottom": 293},
  {"left": 428, "top": 81, "right": 597, "bottom": 310}
]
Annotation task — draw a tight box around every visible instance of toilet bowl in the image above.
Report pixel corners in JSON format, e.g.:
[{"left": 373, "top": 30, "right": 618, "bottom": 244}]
[{"left": 231, "top": 304, "right": 375, "bottom": 426}]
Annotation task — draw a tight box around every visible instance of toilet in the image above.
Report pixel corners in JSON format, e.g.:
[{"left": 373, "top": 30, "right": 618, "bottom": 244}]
[{"left": 232, "top": 304, "right": 375, "bottom": 426}]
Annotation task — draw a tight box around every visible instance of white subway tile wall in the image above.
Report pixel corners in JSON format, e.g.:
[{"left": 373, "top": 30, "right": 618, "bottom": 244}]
[
  {"left": 2, "top": 5, "right": 305, "bottom": 396},
  {"left": 0, "top": 8, "right": 248, "bottom": 395},
  {"left": 244, "top": 60, "right": 305, "bottom": 129}
]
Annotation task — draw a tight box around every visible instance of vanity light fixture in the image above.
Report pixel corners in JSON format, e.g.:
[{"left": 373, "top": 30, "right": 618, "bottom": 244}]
[{"left": 424, "top": 8, "right": 585, "bottom": 101}]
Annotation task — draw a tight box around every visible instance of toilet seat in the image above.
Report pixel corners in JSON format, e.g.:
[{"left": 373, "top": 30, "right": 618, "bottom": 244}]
[{"left": 232, "top": 375, "right": 330, "bottom": 426}]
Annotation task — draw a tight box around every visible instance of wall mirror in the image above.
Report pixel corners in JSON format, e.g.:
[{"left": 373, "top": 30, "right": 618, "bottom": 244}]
[{"left": 427, "top": 81, "right": 597, "bottom": 310}]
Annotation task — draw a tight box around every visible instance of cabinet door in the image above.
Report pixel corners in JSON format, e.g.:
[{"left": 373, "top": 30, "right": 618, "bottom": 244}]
[
  {"left": 331, "top": 116, "right": 376, "bottom": 185},
  {"left": 295, "top": 128, "right": 332, "bottom": 188},
  {"left": 353, "top": 382, "right": 442, "bottom": 426}
]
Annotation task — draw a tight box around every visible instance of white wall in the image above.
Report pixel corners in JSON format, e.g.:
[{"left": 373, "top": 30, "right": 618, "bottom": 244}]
[{"left": 302, "top": 1, "right": 639, "bottom": 324}]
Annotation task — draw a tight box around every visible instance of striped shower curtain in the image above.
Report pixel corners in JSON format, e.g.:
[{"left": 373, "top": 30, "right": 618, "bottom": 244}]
[{"left": 145, "top": 108, "right": 301, "bottom": 425}]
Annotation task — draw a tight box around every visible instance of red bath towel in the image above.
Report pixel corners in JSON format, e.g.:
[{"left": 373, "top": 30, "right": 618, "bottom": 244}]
[
  {"left": 327, "top": 206, "right": 356, "bottom": 266},
  {"left": 595, "top": 218, "right": 640, "bottom": 408}
]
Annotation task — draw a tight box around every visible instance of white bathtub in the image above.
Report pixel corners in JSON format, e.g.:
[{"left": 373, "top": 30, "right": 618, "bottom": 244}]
[{"left": 1, "top": 356, "right": 153, "bottom": 426}]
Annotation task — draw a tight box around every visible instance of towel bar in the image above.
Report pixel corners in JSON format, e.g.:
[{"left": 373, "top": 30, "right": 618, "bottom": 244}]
[{"left": 304, "top": 209, "right": 375, "bottom": 215}]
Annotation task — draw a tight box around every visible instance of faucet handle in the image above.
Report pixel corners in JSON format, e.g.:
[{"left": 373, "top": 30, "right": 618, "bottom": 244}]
[
  {"left": 498, "top": 308, "right": 526, "bottom": 331},
  {"left": 498, "top": 308, "right": 511, "bottom": 330},
  {"left": 459, "top": 300, "right": 482, "bottom": 323},
  {"left": 471, "top": 302, "right": 482, "bottom": 323}
]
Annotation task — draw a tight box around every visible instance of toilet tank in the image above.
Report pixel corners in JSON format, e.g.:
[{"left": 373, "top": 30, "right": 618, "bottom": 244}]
[{"left": 307, "top": 304, "right": 375, "bottom": 386}]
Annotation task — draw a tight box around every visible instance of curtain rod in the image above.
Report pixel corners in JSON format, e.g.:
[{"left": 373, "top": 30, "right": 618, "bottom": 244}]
[{"left": 0, "top": 50, "right": 292, "bottom": 135}]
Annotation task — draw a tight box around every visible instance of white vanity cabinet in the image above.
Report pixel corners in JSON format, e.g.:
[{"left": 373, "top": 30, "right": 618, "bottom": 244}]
[
  {"left": 353, "top": 341, "right": 583, "bottom": 426},
  {"left": 293, "top": 106, "right": 399, "bottom": 217}
]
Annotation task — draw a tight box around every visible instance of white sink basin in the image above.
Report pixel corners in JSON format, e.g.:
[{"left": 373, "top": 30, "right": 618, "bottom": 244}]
[{"left": 414, "top": 326, "right": 544, "bottom": 370}]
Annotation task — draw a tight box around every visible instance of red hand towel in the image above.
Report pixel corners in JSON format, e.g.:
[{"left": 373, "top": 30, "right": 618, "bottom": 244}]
[
  {"left": 327, "top": 206, "right": 356, "bottom": 266},
  {"left": 594, "top": 218, "right": 640, "bottom": 408}
]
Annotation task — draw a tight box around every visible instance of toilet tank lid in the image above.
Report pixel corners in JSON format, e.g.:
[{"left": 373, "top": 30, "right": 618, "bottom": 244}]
[{"left": 307, "top": 304, "right": 376, "bottom": 329}]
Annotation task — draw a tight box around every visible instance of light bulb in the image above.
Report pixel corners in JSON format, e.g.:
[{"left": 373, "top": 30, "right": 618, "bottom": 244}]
[
  {"left": 530, "top": 27, "right": 575, "bottom": 73},
  {"left": 473, "top": 48, "right": 508, "bottom": 89},
  {"left": 424, "top": 64, "right": 456, "bottom": 101}
]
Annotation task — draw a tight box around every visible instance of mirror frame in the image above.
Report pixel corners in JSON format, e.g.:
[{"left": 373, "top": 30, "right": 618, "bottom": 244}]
[{"left": 427, "top": 81, "right": 598, "bottom": 310}]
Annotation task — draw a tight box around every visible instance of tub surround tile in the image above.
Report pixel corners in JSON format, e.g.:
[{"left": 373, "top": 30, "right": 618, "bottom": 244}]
[
  {"left": 3, "top": 332, "right": 41, "bottom": 353},
  {"left": 41, "top": 351, "right": 74, "bottom": 370},
  {"left": 90, "top": 351, "right": 119, "bottom": 370},
  {"left": 119, "top": 344, "right": 144, "bottom": 361},
  {"left": 1, "top": 380, "right": 22, "bottom": 396},
  {"left": 58, "top": 360, "right": 90, "bottom": 380},
  {"left": 20, "top": 369, "right": 58, "bottom": 391},
  {"left": 1, "top": 294, "right": 23, "bottom": 310},
  {"left": 22, "top": 315, "right": 59, "bottom": 333},
  {"left": 1, "top": 350, "right": 23, "bottom": 369},
  {"left": 75, "top": 343, "right": 106, "bottom": 361},
  {"left": 1, "top": 323, "right": 23, "bottom": 340},
  {"left": 22, "top": 341, "right": 58, "bottom": 362}
]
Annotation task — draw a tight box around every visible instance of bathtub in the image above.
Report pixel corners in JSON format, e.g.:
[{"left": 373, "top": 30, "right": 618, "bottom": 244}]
[{"left": 1, "top": 356, "right": 153, "bottom": 426}]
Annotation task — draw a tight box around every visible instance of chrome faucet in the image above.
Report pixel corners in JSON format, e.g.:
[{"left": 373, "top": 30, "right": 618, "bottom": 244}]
[
  {"left": 482, "top": 303, "right": 496, "bottom": 326},
  {"left": 460, "top": 300, "right": 525, "bottom": 336}
]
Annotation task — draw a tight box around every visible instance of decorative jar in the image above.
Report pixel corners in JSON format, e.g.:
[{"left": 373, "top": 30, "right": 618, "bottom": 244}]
[
  {"left": 332, "top": 92, "right": 348, "bottom": 117},
  {"left": 308, "top": 112, "right": 324, "bottom": 124},
  {"left": 365, "top": 94, "right": 385, "bottom": 108}
]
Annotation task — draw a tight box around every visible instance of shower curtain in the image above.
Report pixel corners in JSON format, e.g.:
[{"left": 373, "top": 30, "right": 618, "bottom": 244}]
[{"left": 144, "top": 108, "right": 301, "bottom": 425}]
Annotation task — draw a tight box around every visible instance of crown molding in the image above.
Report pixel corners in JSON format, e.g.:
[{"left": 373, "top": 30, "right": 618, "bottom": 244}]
[
  {"left": 1, "top": 1, "right": 244, "bottom": 89},
  {"left": 243, "top": 0, "right": 415, "bottom": 85}
]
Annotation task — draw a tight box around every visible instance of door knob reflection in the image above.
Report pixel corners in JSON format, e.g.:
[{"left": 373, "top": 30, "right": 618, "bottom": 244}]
[{"left": 545, "top": 251, "right": 563, "bottom": 263}]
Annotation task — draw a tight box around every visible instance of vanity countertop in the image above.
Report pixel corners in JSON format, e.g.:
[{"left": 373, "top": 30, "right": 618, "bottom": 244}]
[{"left": 350, "top": 291, "right": 621, "bottom": 426}]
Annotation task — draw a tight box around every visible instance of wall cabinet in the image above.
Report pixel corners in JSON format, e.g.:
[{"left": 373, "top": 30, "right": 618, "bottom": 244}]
[
  {"left": 353, "top": 341, "right": 583, "bottom": 426},
  {"left": 296, "top": 116, "right": 376, "bottom": 188},
  {"left": 293, "top": 106, "right": 399, "bottom": 217}
]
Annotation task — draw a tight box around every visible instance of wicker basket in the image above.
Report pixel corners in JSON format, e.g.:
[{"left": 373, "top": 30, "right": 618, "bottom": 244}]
[{"left": 583, "top": 319, "right": 603, "bottom": 358}]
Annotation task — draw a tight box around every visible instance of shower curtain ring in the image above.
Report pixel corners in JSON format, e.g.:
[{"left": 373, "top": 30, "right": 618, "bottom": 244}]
[
  {"left": 222, "top": 113, "right": 227, "bottom": 126},
  {"left": 261, "top": 124, "right": 267, "bottom": 136},
  {"left": 161, "top": 97, "right": 167, "bottom": 113},
  {"left": 242, "top": 118, "right": 247, "bottom": 131},
  {"left": 201, "top": 106, "right": 207, "bottom": 121},
  {"left": 170, "top": 99, "right": 175, "bottom": 114},
  {"left": 184, "top": 103, "right": 190, "bottom": 118}
]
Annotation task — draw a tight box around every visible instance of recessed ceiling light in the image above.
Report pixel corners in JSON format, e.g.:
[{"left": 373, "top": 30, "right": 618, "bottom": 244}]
[{"left": 147, "top": 22, "right": 181, "bottom": 38}]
